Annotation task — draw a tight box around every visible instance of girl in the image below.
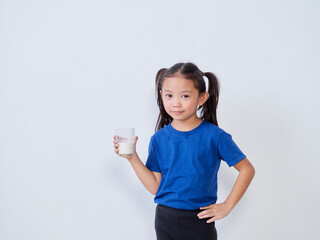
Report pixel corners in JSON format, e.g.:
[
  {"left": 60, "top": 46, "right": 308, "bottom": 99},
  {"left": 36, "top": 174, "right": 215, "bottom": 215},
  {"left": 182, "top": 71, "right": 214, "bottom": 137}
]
[{"left": 113, "top": 62, "right": 255, "bottom": 240}]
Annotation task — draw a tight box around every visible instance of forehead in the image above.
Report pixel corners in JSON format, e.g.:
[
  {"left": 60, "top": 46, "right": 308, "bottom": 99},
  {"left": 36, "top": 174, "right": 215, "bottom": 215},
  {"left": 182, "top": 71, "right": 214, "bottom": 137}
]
[{"left": 162, "top": 76, "right": 196, "bottom": 91}]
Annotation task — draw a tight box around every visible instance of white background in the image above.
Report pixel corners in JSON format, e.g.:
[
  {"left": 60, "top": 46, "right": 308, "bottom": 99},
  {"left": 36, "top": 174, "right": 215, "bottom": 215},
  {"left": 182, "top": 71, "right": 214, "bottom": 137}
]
[{"left": 1, "top": 0, "right": 320, "bottom": 239}]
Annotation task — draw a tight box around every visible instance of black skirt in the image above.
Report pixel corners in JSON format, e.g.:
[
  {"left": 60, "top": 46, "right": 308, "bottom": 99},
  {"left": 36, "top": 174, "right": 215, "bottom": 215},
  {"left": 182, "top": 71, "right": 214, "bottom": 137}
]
[{"left": 155, "top": 204, "right": 217, "bottom": 240}]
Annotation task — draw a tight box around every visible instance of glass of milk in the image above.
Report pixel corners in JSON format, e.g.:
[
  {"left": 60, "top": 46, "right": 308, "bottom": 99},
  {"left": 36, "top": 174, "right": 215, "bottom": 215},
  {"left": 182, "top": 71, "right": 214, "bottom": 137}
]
[{"left": 115, "top": 128, "right": 135, "bottom": 157}]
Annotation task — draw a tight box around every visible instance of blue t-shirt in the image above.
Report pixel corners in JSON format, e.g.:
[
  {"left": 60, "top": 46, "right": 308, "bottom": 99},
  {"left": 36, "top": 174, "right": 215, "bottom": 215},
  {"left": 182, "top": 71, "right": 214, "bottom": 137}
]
[{"left": 145, "top": 120, "right": 246, "bottom": 210}]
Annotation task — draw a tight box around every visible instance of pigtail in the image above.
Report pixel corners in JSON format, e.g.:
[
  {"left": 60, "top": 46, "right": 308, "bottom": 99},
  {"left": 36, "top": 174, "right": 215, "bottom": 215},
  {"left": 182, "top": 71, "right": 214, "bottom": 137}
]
[
  {"left": 155, "top": 68, "right": 172, "bottom": 132},
  {"left": 201, "top": 72, "right": 220, "bottom": 126}
]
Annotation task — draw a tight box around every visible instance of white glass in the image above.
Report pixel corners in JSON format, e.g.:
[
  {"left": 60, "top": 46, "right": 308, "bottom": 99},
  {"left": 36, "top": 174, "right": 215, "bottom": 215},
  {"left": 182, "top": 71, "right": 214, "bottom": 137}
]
[{"left": 115, "top": 128, "right": 135, "bottom": 157}]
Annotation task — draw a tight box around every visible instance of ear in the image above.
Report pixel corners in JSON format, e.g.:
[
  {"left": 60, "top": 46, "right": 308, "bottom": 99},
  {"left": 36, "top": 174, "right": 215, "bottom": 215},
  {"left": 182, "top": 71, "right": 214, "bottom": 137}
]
[{"left": 198, "top": 92, "right": 209, "bottom": 106}]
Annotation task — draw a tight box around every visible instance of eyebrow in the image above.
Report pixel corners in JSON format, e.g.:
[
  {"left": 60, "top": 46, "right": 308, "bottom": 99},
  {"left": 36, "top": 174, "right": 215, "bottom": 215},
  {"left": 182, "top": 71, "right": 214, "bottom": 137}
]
[{"left": 163, "top": 90, "right": 193, "bottom": 93}]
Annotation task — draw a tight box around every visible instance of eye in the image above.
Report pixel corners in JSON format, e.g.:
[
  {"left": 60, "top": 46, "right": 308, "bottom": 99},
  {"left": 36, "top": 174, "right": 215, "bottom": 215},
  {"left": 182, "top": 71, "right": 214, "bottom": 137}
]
[
  {"left": 182, "top": 95, "right": 189, "bottom": 99},
  {"left": 165, "top": 94, "right": 172, "bottom": 98}
]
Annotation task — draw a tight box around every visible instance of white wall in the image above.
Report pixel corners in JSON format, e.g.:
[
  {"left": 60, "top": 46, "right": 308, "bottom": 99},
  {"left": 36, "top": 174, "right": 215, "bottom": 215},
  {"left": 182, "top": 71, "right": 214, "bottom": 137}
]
[{"left": 1, "top": 0, "right": 320, "bottom": 239}]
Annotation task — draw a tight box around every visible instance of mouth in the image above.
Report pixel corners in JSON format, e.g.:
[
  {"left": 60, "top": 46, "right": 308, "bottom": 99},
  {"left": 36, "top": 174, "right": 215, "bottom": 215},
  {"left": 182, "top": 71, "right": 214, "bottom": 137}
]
[{"left": 172, "top": 111, "right": 184, "bottom": 115}]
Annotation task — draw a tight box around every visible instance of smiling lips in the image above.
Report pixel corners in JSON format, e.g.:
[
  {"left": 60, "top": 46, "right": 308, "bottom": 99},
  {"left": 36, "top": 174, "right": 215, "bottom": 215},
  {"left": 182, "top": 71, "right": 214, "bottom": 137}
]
[{"left": 172, "top": 111, "right": 184, "bottom": 115}]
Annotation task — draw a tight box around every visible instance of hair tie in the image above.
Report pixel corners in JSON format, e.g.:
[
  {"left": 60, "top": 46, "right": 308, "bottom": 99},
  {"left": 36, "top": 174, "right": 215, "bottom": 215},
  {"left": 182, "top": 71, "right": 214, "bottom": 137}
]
[{"left": 203, "top": 72, "right": 208, "bottom": 92}]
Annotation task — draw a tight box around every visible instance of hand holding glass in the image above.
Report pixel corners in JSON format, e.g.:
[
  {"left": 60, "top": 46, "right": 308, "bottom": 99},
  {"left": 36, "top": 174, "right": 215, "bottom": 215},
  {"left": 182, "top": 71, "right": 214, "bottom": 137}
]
[{"left": 115, "top": 128, "right": 135, "bottom": 157}]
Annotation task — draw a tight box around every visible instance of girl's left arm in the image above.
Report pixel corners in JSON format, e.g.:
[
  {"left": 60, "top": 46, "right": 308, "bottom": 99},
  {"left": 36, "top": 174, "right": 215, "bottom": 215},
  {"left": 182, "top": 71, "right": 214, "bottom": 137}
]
[{"left": 198, "top": 157, "right": 255, "bottom": 223}]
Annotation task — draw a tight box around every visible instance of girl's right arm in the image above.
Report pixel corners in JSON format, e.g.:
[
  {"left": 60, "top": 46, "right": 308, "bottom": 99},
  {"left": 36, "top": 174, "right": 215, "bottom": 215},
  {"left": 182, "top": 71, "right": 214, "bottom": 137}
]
[{"left": 113, "top": 136, "right": 161, "bottom": 195}]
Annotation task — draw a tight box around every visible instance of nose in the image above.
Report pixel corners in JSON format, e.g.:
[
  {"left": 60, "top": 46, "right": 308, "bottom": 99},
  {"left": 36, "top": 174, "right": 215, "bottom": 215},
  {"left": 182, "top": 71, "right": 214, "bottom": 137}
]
[{"left": 172, "top": 97, "right": 181, "bottom": 108}]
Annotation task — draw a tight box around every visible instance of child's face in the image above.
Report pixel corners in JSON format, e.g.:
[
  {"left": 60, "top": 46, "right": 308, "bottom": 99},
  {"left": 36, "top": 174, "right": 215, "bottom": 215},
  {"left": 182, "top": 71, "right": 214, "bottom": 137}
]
[{"left": 161, "top": 75, "right": 207, "bottom": 123}]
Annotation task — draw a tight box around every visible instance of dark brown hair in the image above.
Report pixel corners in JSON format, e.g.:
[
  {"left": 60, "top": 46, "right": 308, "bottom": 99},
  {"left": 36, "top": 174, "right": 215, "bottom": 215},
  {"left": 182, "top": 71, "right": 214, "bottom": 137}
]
[{"left": 155, "top": 62, "right": 220, "bottom": 132}]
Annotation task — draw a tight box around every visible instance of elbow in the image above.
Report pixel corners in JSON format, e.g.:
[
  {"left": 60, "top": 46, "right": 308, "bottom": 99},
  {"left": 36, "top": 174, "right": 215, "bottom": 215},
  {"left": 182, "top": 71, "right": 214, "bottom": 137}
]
[
  {"left": 250, "top": 164, "right": 256, "bottom": 181},
  {"left": 150, "top": 186, "right": 159, "bottom": 195},
  {"left": 237, "top": 158, "right": 255, "bottom": 180},
  {"left": 146, "top": 175, "right": 161, "bottom": 195},
  {"left": 148, "top": 184, "right": 160, "bottom": 195},
  {"left": 241, "top": 159, "right": 255, "bottom": 181},
  {"left": 246, "top": 158, "right": 255, "bottom": 180}
]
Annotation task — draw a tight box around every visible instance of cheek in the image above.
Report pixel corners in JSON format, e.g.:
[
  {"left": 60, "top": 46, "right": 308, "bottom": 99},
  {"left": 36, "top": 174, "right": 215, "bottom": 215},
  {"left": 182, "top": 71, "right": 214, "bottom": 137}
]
[
  {"left": 161, "top": 97, "right": 168, "bottom": 105},
  {"left": 162, "top": 99, "right": 171, "bottom": 109},
  {"left": 182, "top": 102, "right": 195, "bottom": 112},
  {"left": 187, "top": 99, "right": 199, "bottom": 108}
]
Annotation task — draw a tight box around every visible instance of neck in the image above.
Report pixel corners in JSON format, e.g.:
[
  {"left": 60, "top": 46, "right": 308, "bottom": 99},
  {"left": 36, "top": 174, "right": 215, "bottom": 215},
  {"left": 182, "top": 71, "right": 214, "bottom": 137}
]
[{"left": 171, "top": 117, "right": 203, "bottom": 131}]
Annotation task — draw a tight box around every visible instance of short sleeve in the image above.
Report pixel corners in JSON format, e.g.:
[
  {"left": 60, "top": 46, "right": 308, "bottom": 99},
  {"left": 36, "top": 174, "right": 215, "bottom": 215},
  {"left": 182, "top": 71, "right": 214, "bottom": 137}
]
[
  {"left": 145, "top": 136, "right": 161, "bottom": 172},
  {"left": 218, "top": 131, "right": 246, "bottom": 167}
]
